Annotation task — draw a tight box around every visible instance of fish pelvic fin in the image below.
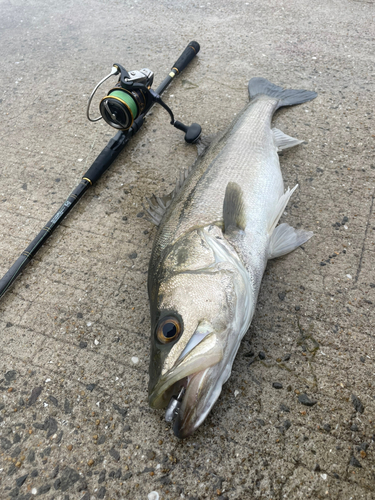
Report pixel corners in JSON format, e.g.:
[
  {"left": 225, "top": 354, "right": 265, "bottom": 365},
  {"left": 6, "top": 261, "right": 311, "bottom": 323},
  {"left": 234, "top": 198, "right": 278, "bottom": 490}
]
[
  {"left": 268, "top": 184, "right": 298, "bottom": 234},
  {"left": 268, "top": 223, "right": 313, "bottom": 259},
  {"left": 223, "top": 182, "right": 246, "bottom": 232},
  {"left": 144, "top": 165, "right": 194, "bottom": 226},
  {"left": 272, "top": 128, "right": 304, "bottom": 152},
  {"left": 248, "top": 77, "right": 317, "bottom": 109}
]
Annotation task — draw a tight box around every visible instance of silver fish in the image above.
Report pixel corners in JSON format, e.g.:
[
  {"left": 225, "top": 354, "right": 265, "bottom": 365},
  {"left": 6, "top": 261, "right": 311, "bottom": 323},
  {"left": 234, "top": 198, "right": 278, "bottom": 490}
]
[{"left": 146, "top": 78, "right": 317, "bottom": 438}]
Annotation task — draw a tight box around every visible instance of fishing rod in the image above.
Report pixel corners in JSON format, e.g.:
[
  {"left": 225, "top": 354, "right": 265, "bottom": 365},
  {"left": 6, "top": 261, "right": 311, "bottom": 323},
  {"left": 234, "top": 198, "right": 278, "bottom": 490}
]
[{"left": 0, "top": 41, "right": 201, "bottom": 301}]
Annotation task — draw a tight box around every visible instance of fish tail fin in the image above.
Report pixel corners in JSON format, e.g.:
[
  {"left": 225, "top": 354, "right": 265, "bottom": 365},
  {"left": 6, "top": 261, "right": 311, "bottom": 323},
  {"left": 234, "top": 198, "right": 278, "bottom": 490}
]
[{"left": 248, "top": 77, "right": 317, "bottom": 109}]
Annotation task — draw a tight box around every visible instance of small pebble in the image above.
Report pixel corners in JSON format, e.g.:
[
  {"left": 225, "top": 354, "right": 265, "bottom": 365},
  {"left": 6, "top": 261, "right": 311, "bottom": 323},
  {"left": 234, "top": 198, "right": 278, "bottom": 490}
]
[
  {"left": 131, "top": 357, "right": 139, "bottom": 364},
  {"left": 16, "top": 474, "right": 28, "bottom": 487},
  {"left": 109, "top": 448, "right": 120, "bottom": 461},
  {"left": 148, "top": 492, "right": 159, "bottom": 500},
  {"left": 283, "top": 420, "right": 291, "bottom": 430},
  {"left": 298, "top": 393, "right": 317, "bottom": 406},
  {"left": 258, "top": 351, "right": 266, "bottom": 360},
  {"left": 349, "top": 456, "right": 362, "bottom": 468},
  {"left": 273, "top": 382, "right": 283, "bottom": 389},
  {"left": 88, "top": 459, "right": 94, "bottom": 467},
  {"left": 351, "top": 394, "right": 364, "bottom": 414}
]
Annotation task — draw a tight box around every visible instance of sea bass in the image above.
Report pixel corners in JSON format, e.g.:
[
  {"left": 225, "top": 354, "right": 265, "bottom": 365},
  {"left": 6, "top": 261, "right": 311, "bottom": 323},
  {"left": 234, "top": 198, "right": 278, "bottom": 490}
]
[{"left": 146, "top": 78, "right": 317, "bottom": 438}]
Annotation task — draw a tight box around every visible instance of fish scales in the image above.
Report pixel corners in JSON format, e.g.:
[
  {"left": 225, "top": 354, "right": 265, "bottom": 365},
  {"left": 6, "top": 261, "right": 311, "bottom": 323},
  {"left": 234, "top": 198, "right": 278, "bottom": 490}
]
[
  {"left": 153, "top": 97, "right": 281, "bottom": 259},
  {"left": 147, "top": 77, "right": 317, "bottom": 438}
]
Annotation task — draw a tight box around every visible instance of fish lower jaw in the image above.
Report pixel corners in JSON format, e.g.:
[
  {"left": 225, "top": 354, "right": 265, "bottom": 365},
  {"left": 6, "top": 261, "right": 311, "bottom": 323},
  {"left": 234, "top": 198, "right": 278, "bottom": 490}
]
[
  {"left": 149, "top": 332, "right": 224, "bottom": 410},
  {"left": 150, "top": 369, "right": 211, "bottom": 438},
  {"left": 172, "top": 369, "right": 211, "bottom": 439}
]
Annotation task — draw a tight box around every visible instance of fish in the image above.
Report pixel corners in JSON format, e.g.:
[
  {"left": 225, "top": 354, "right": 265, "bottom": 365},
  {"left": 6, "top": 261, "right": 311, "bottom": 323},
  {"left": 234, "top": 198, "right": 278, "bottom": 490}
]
[{"left": 146, "top": 77, "right": 317, "bottom": 438}]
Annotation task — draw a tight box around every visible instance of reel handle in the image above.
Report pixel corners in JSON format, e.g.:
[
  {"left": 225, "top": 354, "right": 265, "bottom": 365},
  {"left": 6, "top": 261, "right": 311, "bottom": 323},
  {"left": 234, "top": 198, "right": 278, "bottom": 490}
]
[{"left": 171, "top": 41, "right": 200, "bottom": 74}]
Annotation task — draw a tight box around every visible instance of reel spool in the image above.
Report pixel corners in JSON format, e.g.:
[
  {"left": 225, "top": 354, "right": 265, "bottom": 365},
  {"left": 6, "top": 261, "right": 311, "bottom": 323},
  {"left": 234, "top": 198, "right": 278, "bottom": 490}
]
[{"left": 99, "top": 87, "right": 147, "bottom": 130}]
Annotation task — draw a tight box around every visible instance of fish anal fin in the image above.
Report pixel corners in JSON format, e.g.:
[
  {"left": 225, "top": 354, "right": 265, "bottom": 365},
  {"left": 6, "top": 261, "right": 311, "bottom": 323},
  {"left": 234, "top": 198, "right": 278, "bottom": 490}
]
[
  {"left": 268, "top": 222, "right": 313, "bottom": 259},
  {"left": 272, "top": 128, "right": 303, "bottom": 152},
  {"left": 223, "top": 182, "right": 246, "bottom": 233},
  {"left": 268, "top": 184, "right": 298, "bottom": 233}
]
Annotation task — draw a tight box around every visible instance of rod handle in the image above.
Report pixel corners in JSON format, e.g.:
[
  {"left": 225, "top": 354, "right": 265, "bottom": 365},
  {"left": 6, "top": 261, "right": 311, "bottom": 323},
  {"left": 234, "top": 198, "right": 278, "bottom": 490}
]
[
  {"left": 82, "top": 131, "right": 129, "bottom": 184},
  {"left": 171, "top": 41, "right": 200, "bottom": 74}
]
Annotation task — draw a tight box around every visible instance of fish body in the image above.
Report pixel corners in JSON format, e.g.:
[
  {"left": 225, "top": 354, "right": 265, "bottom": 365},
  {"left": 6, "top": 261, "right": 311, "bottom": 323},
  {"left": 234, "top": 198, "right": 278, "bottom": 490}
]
[{"left": 147, "top": 78, "right": 317, "bottom": 438}]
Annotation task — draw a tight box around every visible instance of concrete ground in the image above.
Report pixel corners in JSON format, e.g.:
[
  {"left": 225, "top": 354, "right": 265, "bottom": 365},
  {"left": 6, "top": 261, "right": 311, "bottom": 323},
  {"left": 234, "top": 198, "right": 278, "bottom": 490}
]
[{"left": 0, "top": 0, "right": 374, "bottom": 498}]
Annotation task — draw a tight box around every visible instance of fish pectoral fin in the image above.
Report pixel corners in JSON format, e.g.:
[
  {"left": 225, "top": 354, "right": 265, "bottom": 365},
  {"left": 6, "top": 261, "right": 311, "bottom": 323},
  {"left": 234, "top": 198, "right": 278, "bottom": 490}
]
[
  {"left": 272, "top": 128, "right": 304, "bottom": 152},
  {"left": 268, "top": 184, "right": 298, "bottom": 233},
  {"left": 268, "top": 222, "right": 313, "bottom": 259},
  {"left": 223, "top": 182, "right": 246, "bottom": 232}
]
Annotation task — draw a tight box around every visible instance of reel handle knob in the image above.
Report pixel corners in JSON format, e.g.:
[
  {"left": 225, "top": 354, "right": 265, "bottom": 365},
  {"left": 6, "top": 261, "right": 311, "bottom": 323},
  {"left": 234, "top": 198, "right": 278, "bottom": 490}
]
[
  {"left": 171, "top": 41, "right": 200, "bottom": 74},
  {"left": 174, "top": 120, "right": 201, "bottom": 144}
]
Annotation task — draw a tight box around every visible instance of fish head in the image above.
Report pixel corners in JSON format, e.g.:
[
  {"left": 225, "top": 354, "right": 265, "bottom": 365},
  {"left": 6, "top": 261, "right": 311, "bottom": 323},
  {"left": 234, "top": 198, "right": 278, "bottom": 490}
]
[{"left": 148, "top": 226, "right": 251, "bottom": 438}]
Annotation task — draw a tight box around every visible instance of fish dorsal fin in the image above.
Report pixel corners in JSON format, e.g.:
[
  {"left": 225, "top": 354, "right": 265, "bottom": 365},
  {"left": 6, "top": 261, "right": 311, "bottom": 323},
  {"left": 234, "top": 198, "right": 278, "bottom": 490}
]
[
  {"left": 144, "top": 135, "right": 217, "bottom": 226},
  {"left": 268, "top": 223, "right": 313, "bottom": 259},
  {"left": 144, "top": 165, "right": 193, "bottom": 226},
  {"left": 223, "top": 182, "right": 246, "bottom": 232},
  {"left": 196, "top": 134, "right": 215, "bottom": 156},
  {"left": 272, "top": 128, "right": 303, "bottom": 152},
  {"left": 268, "top": 184, "right": 298, "bottom": 234}
]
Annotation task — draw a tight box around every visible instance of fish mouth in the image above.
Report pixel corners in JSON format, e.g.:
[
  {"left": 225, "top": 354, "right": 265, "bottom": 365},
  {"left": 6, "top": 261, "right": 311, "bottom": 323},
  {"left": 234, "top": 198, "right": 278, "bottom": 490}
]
[
  {"left": 148, "top": 332, "right": 224, "bottom": 437},
  {"left": 172, "top": 367, "right": 221, "bottom": 438}
]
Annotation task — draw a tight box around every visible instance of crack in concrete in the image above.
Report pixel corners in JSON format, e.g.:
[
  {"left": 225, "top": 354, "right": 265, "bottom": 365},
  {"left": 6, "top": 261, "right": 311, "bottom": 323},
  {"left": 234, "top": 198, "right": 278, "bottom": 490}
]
[{"left": 354, "top": 189, "right": 375, "bottom": 284}]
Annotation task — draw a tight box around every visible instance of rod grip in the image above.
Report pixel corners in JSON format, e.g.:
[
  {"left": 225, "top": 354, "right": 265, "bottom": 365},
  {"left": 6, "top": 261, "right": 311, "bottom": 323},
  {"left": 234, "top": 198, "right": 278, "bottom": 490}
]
[
  {"left": 172, "top": 41, "right": 200, "bottom": 74},
  {"left": 82, "top": 131, "right": 130, "bottom": 184}
]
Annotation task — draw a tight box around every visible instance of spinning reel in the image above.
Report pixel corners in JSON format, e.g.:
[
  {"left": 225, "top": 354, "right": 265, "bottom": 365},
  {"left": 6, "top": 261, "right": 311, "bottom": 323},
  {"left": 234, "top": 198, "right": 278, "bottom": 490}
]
[{"left": 87, "top": 63, "right": 201, "bottom": 143}]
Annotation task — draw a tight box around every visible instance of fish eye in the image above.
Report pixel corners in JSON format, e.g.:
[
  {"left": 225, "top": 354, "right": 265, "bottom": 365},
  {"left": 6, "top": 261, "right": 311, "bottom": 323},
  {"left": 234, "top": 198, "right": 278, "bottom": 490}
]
[{"left": 156, "top": 316, "right": 181, "bottom": 344}]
